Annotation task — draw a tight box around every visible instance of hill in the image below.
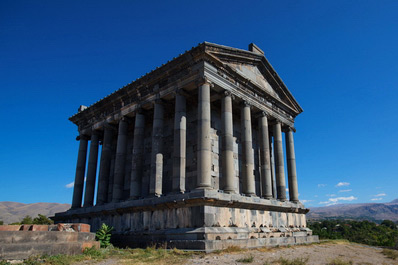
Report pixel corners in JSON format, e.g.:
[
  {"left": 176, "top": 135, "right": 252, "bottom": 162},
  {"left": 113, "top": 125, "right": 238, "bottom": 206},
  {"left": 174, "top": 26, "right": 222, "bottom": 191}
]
[
  {"left": 0, "top": 201, "right": 70, "bottom": 224},
  {"left": 307, "top": 199, "right": 398, "bottom": 221}
]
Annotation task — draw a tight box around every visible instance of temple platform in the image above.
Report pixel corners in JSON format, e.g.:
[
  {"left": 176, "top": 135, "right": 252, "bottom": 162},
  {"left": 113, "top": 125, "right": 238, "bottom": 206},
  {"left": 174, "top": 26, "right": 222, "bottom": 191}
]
[{"left": 54, "top": 190, "right": 318, "bottom": 251}]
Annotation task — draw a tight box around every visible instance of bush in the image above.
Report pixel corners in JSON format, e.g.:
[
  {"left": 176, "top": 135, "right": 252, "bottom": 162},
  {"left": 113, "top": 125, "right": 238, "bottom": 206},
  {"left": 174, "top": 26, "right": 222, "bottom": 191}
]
[
  {"left": 21, "top": 215, "right": 33, "bottom": 224},
  {"left": 382, "top": 249, "right": 398, "bottom": 260},
  {"left": 33, "top": 214, "right": 53, "bottom": 225},
  {"left": 95, "top": 223, "right": 114, "bottom": 248}
]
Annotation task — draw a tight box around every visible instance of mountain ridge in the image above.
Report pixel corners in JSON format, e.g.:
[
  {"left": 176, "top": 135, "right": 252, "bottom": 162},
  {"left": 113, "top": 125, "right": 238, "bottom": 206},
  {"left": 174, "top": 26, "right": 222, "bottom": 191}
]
[
  {"left": 0, "top": 201, "right": 70, "bottom": 224},
  {"left": 307, "top": 199, "right": 398, "bottom": 221}
]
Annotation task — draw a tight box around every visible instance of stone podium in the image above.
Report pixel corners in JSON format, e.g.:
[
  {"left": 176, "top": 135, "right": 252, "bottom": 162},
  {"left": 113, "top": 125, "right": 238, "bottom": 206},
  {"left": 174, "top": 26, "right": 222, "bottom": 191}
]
[{"left": 54, "top": 42, "right": 318, "bottom": 251}]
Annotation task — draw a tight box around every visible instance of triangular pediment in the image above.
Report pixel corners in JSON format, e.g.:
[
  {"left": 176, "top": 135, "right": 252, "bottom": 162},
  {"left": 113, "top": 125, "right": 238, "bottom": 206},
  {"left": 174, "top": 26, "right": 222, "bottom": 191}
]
[
  {"left": 204, "top": 43, "right": 303, "bottom": 115},
  {"left": 227, "top": 62, "right": 281, "bottom": 100}
]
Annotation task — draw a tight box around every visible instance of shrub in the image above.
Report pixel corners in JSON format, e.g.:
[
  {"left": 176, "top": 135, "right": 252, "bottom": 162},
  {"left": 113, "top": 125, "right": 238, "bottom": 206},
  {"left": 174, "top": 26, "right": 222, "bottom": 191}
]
[
  {"left": 33, "top": 214, "right": 53, "bottom": 225},
  {"left": 382, "top": 249, "right": 398, "bottom": 260},
  {"left": 95, "top": 223, "right": 114, "bottom": 248},
  {"left": 21, "top": 215, "right": 33, "bottom": 224}
]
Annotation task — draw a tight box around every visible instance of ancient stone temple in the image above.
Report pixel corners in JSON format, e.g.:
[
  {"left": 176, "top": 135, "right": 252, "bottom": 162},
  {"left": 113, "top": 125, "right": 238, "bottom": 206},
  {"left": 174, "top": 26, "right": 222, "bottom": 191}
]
[{"left": 54, "top": 42, "right": 318, "bottom": 251}]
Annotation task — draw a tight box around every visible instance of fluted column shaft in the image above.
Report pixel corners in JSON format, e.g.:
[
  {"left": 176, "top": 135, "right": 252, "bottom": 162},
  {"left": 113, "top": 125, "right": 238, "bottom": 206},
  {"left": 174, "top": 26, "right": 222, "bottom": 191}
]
[
  {"left": 286, "top": 128, "right": 299, "bottom": 202},
  {"left": 96, "top": 126, "right": 113, "bottom": 205},
  {"left": 241, "top": 102, "right": 255, "bottom": 196},
  {"left": 273, "top": 121, "right": 286, "bottom": 201},
  {"left": 112, "top": 119, "right": 128, "bottom": 202},
  {"left": 221, "top": 92, "right": 236, "bottom": 193},
  {"left": 269, "top": 137, "right": 277, "bottom": 198},
  {"left": 130, "top": 112, "right": 145, "bottom": 198},
  {"left": 258, "top": 114, "right": 273, "bottom": 199},
  {"left": 172, "top": 93, "right": 186, "bottom": 193},
  {"left": 83, "top": 132, "right": 99, "bottom": 207},
  {"left": 150, "top": 101, "right": 164, "bottom": 196},
  {"left": 71, "top": 135, "right": 88, "bottom": 209},
  {"left": 197, "top": 81, "right": 212, "bottom": 189}
]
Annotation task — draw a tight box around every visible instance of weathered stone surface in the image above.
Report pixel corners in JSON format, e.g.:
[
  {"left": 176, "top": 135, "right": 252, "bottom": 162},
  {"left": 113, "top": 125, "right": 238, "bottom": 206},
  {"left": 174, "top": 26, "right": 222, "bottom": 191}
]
[{"left": 0, "top": 228, "right": 98, "bottom": 260}]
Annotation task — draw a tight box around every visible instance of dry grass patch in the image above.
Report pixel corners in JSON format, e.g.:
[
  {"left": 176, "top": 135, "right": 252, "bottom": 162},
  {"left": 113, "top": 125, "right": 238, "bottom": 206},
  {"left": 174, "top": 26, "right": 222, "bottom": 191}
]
[
  {"left": 381, "top": 248, "right": 398, "bottom": 260},
  {"left": 326, "top": 258, "right": 353, "bottom": 265},
  {"left": 213, "top": 245, "right": 246, "bottom": 254},
  {"left": 236, "top": 254, "right": 254, "bottom": 263},
  {"left": 271, "top": 257, "right": 309, "bottom": 265}
]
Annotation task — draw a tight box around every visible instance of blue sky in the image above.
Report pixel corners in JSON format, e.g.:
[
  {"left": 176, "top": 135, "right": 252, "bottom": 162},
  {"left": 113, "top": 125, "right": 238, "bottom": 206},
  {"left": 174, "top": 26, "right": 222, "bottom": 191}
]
[{"left": 0, "top": 0, "right": 397, "bottom": 207}]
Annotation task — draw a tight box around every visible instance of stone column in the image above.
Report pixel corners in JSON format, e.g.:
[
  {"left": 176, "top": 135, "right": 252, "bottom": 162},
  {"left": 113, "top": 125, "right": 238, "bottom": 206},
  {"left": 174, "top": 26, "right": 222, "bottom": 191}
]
[
  {"left": 112, "top": 118, "right": 129, "bottom": 202},
  {"left": 241, "top": 102, "right": 255, "bottom": 196},
  {"left": 96, "top": 126, "right": 114, "bottom": 205},
  {"left": 197, "top": 79, "right": 212, "bottom": 189},
  {"left": 221, "top": 91, "right": 236, "bottom": 193},
  {"left": 269, "top": 137, "right": 277, "bottom": 198},
  {"left": 286, "top": 128, "right": 299, "bottom": 202},
  {"left": 83, "top": 131, "right": 99, "bottom": 207},
  {"left": 273, "top": 121, "right": 287, "bottom": 201},
  {"left": 149, "top": 100, "right": 164, "bottom": 196},
  {"left": 172, "top": 92, "right": 186, "bottom": 193},
  {"left": 71, "top": 134, "right": 88, "bottom": 209},
  {"left": 130, "top": 111, "right": 145, "bottom": 199},
  {"left": 258, "top": 113, "right": 273, "bottom": 199}
]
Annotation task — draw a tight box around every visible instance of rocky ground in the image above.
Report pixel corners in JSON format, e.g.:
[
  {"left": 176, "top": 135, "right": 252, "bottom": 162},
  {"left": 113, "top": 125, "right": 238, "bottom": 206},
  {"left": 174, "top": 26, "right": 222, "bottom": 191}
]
[{"left": 185, "top": 241, "right": 398, "bottom": 265}]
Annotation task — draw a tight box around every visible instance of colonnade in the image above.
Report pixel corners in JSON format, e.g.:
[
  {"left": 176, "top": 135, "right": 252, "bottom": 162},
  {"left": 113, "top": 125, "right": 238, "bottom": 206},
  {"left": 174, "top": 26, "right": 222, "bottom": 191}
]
[{"left": 71, "top": 80, "right": 299, "bottom": 209}]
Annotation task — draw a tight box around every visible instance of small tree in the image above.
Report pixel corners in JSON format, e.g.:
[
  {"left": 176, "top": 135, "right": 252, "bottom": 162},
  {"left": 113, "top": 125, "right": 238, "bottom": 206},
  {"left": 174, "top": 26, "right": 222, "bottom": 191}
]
[
  {"left": 21, "top": 215, "right": 33, "bottom": 224},
  {"left": 381, "top": 220, "right": 397, "bottom": 230},
  {"left": 0, "top": 220, "right": 3, "bottom": 225},
  {"left": 33, "top": 214, "right": 53, "bottom": 225},
  {"left": 95, "top": 223, "right": 114, "bottom": 248}
]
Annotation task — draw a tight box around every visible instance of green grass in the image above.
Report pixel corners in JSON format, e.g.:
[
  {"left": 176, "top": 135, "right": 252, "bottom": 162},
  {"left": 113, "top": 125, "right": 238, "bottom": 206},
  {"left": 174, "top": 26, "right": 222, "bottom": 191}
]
[
  {"left": 236, "top": 254, "right": 254, "bottom": 263},
  {"left": 381, "top": 248, "right": 398, "bottom": 260}
]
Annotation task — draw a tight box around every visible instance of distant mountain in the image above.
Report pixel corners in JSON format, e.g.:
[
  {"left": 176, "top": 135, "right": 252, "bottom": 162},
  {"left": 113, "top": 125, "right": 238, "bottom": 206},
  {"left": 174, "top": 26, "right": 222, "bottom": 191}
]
[
  {"left": 0, "top": 201, "right": 70, "bottom": 224},
  {"left": 307, "top": 199, "right": 398, "bottom": 221}
]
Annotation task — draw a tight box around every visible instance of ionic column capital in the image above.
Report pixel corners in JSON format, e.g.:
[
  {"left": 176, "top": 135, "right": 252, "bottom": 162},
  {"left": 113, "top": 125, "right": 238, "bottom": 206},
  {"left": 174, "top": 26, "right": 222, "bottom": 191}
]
[
  {"left": 241, "top": 100, "right": 252, "bottom": 108},
  {"left": 287, "top": 126, "right": 296, "bottom": 133},
  {"left": 103, "top": 122, "right": 118, "bottom": 133},
  {"left": 76, "top": 134, "right": 89, "bottom": 141},
  {"left": 154, "top": 98, "right": 165, "bottom": 105},
  {"left": 136, "top": 107, "right": 144, "bottom": 115},
  {"left": 260, "top": 111, "right": 271, "bottom": 118},
  {"left": 119, "top": 116, "right": 133, "bottom": 124},
  {"left": 196, "top": 77, "right": 214, "bottom": 87},
  {"left": 91, "top": 129, "right": 100, "bottom": 136},
  {"left": 282, "top": 125, "right": 296, "bottom": 133}
]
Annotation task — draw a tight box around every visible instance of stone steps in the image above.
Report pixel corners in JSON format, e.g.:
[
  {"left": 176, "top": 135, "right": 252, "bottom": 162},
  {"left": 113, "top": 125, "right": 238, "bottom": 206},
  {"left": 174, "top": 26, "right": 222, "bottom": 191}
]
[{"left": 0, "top": 224, "right": 99, "bottom": 260}]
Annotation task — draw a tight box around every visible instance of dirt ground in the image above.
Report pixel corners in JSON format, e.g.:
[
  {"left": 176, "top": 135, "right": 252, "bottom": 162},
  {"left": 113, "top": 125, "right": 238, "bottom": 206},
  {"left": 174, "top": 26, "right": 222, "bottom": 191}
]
[{"left": 184, "top": 241, "right": 398, "bottom": 265}]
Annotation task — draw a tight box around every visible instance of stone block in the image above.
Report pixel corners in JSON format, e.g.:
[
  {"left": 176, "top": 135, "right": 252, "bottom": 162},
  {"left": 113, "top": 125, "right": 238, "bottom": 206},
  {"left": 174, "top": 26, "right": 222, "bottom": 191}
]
[
  {"left": 21, "top": 225, "right": 32, "bottom": 231},
  {"left": 0, "top": 225, "right": 21, "bottom": 231},
  {"left": 71, "top": 223, "right": 91, "bottom": 232},
  {"left": 31, "top": 225, "right": 49, "bottom": 231},
  {"left": 81, "top": 241, "right": 100, "bottom": 250}
]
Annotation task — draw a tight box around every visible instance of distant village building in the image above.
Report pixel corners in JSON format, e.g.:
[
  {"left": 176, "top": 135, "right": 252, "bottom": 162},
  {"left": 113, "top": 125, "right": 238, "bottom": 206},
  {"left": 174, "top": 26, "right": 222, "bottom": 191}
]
[{"left": 54, "top": 42, "right": 318, "bottom": 251}]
